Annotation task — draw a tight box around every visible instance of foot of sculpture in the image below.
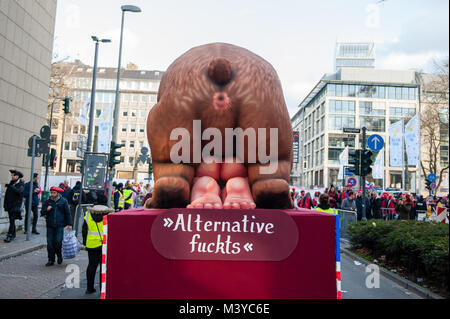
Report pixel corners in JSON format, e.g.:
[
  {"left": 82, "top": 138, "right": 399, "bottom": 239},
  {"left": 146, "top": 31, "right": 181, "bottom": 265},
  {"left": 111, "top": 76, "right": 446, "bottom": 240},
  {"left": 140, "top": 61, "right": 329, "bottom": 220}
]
[
  {"left": 222, "top": 177, "right": 256, "bottom": 209},
  {"left": 187, "top": 176, "right": 222, "bottom": 209}
]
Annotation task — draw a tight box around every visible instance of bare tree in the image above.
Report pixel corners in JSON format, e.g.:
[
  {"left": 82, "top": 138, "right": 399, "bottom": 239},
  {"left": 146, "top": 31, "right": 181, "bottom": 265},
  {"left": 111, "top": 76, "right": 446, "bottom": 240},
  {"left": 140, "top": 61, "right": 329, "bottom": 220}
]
[{"left": 419, "top": 58, "right": 449, "bottom": 192}]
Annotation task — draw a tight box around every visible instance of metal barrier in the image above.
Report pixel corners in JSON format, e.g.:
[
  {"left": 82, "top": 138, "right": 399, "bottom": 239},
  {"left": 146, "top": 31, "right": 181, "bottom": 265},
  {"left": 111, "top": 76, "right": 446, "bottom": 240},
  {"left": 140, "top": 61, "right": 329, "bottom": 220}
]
[
  {"left": 335, "top": 209, "right": 357, "bottom": 239},
  {"left": 381, "top": 207, "right": 398, "bottom": 220}
]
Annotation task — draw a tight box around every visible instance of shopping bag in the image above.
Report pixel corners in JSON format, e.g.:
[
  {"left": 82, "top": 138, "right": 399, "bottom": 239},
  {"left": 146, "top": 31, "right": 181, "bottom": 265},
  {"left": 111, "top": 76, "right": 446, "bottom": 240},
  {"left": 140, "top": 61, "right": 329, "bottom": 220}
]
[{"left": 62, "top": 230, "right": 80, "bottom": 259}]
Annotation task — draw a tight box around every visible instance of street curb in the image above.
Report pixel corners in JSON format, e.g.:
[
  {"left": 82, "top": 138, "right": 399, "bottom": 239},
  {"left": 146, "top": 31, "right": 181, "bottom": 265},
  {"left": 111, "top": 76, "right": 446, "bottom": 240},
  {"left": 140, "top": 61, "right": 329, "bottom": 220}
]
[
  {"left": 340, "top": 243, "right": 444, "bottom": 299},
  {"left": 0, "top": 243, "right": 46, "bottom": 262}
]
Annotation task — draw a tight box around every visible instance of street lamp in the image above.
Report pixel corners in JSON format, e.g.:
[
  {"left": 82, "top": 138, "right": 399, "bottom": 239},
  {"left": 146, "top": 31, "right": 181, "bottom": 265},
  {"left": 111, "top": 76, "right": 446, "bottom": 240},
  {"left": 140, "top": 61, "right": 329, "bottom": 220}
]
[
  {"left": 86, "top": 36, "right": 111, "bottom": 153},
  {"left": 107, "top": 4, "right": 142, "bottom": 206}
]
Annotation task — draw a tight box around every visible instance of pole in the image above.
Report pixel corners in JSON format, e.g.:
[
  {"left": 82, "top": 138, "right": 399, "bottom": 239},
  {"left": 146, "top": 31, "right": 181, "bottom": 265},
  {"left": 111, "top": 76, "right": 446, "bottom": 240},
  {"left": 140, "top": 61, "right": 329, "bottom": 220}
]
[
  {"left": 361, "top": 127, "right": 367, "bottom": 221},
  {"left": 26, "top": 136, "right": 37, "bottom": 241},
  {"left": 59, "top": 112, "right": 67, "bottom": 172},
  {"left": 401, "top": 119, "right": 406, "bottom": 191},
  {"left": 43, "top": 98, "right": 57, "bottom": 202},
  {"left": 108, "top": 10, "right": 126, "bottom": 208},
  {"left": 87, "top": 41, "right": 99, "bottom": 153}
]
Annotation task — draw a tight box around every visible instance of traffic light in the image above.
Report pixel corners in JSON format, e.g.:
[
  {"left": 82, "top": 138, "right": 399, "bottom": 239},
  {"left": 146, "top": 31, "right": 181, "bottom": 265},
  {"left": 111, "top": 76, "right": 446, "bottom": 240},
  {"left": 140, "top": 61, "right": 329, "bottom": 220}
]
[
  {"left": 348, "top": 149, "right": 361, "bottom": 176},
  {"left": 360, "top": 150, "right": 373, "bottom": 176},
  {"left": 425, "top": 178, "right": 432, "bottom": 191},
  {"left": 148, "top": 159, "right": 153, "bottom": 175},
  {"left": 62, "top": 97, "right": 70, "bottom": 114},
  {"left": 49, "top": 148, "right": 56, "bottom": 167},
  {"left": 109, "top": 142, "right": 124, "bottom": 168}
]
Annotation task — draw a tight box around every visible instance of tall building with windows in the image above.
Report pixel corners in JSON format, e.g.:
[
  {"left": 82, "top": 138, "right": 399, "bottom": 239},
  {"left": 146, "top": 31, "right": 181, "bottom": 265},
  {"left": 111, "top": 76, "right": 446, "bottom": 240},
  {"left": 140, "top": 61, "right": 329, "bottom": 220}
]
[
  {"left": 291, "top": 67, "right": 420, "bottom": 190},
  {"left": 48, "top": 61, "right": 164, "bottom": 180},
  {"left": 0, "top": 0, "right": 57, "bottom": 231},
  {"left": 334, "top": 42, "right": 376, "bottom": 71}
]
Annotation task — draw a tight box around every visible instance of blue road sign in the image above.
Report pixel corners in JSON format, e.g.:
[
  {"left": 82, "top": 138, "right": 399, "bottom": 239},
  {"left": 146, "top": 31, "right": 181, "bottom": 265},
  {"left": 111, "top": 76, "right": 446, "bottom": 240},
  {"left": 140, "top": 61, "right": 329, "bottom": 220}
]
[
  {"left": 367, "top": 134, "right": 384, "bottom": 152},
  {"left": 344, "top": 167, "right": 354, "bottom": 176},
  {"left": 427, "top": 173, "right": 437, "bottom": 182},
  {"left": 430, "top": 182, "right": 437, "bottom": 189},
  {"left": 347, "top": 177, "right": 357, "bottom": 186}
]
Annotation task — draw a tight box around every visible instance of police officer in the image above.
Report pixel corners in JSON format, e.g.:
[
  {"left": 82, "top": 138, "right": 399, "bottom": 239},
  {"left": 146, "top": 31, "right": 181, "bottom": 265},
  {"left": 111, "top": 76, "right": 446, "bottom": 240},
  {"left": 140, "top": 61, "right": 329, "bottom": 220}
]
[
  {"left": 82, "top": 204, "right": 113, "bottom": 294},
  {"left": 315, "top": 193, "right": 336, "bottom": 214},
  {"left": 113, "top": 183, "right": 124, "bottom": 212}
]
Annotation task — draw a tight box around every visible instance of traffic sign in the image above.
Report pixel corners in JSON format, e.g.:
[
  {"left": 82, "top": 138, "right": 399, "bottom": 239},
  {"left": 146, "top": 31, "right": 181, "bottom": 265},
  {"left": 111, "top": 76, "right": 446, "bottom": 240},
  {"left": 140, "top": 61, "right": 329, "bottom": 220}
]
[
  {"left": 427, "top": 173, "right": 437, "bottom": 182},
  {"left": 367, "top": 134, "right": 384, "bottom": 152},
  {"left": 343, "top": 128, "right": 360, "bottom": 133},
  {"left": 344, "top": 167, "right": 354, "bottom": 176},
  {"left": 430, "top": 183, "right": 436, "bottom": 190},
  {"left": 347, "top": 177, "right": 357, "bottom": 186}
]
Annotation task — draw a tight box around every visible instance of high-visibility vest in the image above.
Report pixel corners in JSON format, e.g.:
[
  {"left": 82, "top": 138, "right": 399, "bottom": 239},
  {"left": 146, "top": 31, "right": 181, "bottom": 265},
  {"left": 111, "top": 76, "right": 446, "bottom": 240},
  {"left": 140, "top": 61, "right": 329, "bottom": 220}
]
[
  {"left": 315, "top": 207, "right": 336, "bottom": 214},
  {"left": 123, "top": 189, "right": 133, "bottom": 205},
  {"left": 84, "top": 212, "right": 103, "bottom": 249},
  {"left": 115, "top": 190, "right": 124, "bottom": 208}
]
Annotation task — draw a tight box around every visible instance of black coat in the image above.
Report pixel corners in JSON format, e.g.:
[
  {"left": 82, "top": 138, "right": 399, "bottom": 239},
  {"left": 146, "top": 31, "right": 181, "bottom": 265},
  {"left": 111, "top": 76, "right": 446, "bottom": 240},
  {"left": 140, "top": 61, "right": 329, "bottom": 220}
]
[
  {"left": 41, "top": 196, "right": 72, "bottom": 228},
  {"left": 4, "top": 179, "right": 25, "bottom": 213},
  {"left": 355, "top": 196, "right": 371, "bottom": 220},
  {"left": 370, "top": 197, "right": 382, "bottom": 219},
  {"left": 68, "top": 185, "right": 87, "bottom": 206}
]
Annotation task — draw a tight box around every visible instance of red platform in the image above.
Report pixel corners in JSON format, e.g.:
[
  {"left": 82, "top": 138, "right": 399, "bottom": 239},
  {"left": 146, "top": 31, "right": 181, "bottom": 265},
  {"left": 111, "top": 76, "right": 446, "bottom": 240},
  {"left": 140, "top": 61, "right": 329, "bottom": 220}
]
[{"left": 103, "top": 208, "right": 337, "bottom": 299}]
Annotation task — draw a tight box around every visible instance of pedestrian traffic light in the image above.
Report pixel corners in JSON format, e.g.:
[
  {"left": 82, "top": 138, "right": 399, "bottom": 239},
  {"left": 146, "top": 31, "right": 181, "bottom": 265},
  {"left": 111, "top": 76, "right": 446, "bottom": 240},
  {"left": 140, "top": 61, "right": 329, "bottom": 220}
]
[
  {"left": 49, "top": 148, "right": 57, "bottom": 168},
  {"left": 109, "top": 142, "right": 125, "bottom": 168},
  {"left": 348, "top": 149, "right": 361, "bottom": 176},
  {"left": 360, "top": 150, "right": 373, "bottom": 176},
  {"left": 425, "top": 178, "right": 432, "bottom": 191},
  {"left": 148, "top": 159, "right": 153, "bottom": 175},
  {"left": 62, "top": 97, "right": 70, "bottom": 114}
]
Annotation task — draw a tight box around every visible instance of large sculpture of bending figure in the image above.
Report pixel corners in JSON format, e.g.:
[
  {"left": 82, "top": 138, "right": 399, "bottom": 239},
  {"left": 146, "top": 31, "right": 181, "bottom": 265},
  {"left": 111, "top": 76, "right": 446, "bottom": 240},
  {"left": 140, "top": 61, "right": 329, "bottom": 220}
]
[{"left": 145, "top": 43, "right": 293, "bottom": 210}]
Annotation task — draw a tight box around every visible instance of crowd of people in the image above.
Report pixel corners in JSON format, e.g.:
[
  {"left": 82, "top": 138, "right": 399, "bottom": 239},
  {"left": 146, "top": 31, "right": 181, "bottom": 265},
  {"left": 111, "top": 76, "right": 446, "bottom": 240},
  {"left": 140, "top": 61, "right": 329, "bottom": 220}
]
[{"left": 290, "top": 184, "right": 449, "bottom": 221}]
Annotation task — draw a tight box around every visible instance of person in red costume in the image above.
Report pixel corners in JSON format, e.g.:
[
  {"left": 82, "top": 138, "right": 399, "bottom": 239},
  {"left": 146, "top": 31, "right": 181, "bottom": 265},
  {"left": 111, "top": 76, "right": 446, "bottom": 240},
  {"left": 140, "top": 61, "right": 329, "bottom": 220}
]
[
  {"left": 300, "top": 192, "right": 312, "bottom": 209},
  {"left": 328, "top": 185, "right": 339, "bottom": 208}
]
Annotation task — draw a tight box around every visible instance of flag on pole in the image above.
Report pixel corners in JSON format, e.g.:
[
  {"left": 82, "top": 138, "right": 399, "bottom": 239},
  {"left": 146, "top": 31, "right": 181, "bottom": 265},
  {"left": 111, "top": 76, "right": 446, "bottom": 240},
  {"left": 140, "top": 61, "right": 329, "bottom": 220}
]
[
  {"left": 388, "top": 119, "right": 404, "bottom": 167},
  {"left": 77, "top": 100, "right": 90, "bottom": 127},
  {"left": 97, "top": 104, "right": 113, "bottom": 153},
  {"left": 338, "top": 147, "right": 348, "bottom": 181},
  {"left": 372, "top": 151, "right": 384, "bottom": 179},
  {"left": 405, "top": 114, "right": 420, "bottom": 166}
]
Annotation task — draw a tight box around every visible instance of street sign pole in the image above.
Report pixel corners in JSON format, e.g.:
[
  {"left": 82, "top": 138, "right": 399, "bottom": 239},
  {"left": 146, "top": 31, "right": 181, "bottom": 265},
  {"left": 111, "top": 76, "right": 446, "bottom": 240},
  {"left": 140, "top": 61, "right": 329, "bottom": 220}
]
[
  {"left": 26, "top": 136, "right": 37, "bottom": 241},
  {"left": 361, "top": 127, "right": 367, "bottom": 221}
]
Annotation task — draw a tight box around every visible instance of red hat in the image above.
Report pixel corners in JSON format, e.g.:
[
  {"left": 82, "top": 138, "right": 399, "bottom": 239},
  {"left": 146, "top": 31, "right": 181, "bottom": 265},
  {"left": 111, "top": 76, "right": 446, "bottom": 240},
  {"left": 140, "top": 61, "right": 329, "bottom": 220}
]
[{"left": 50, "top": 186, "right": 64, "bottom": 193}]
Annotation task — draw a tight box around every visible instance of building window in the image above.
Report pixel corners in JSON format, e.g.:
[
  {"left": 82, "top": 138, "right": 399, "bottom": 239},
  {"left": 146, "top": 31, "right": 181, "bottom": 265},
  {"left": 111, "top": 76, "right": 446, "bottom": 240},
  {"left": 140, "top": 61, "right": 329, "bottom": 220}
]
[
  {"left": 64, "top": 142, "right": 70, "bottom": 151},
  {"left": 360, "top": 116, "right": 385, "bottom": 132},
  {"left": 120, "top": 156, "right": 125, "bottom": 163},
  {"left": 71, "top": 142, "right": 77, "bottom": 150},
  {"left": 130, "top": 125, "right": 136, "bottom": 133},
  {"left": 129, "top": 157, "right": 134, "bottom": 166},
  {"left": 50, "top": 135, "right": 57, "bottom": 145},
  {"left": 360, "top": 101, "right": 385, "bottom": 115},
  {"left": 121, "top": 125, "right": 127, "bottom": 132},
  {"left": 130, "top": 141, "right": 135, "bottom": 148},
  {"left": 121, "top": 140, "right": 126, "bottom": 147},
  {"left": 140, "top": 125, "right": 145, "bottom": 133},
  {"left": 132, "top": 95, "right": 139, "bottom": 103},
  {"left": 96, "top": 109, "right": 101, "bottom": 118},
  {"left": 329, "top": 135, "right": 355, "bottom": 148},
  {"left": 141, "top": 95, "right": 148, "bottom": 103},
  {"left": 131, "top": 110, "right": 137, "bottom": 117},
  {"left": 73, "top": 126, "right": 79, "bottom": 134},
  {"left": 123, "top": 94, "right": 130, "bottom": 102},
  {"left": 389, "top": 107, "right": 415, "bottom": 118},
  {"left": 328, "top": 115, "right": 355, "bottom": 130},
  {"left": 329, "top": 100, "right": 355, "bottom": 114},
  {"left": 122, "top": 110, "right": 128, "bottom": 117}
]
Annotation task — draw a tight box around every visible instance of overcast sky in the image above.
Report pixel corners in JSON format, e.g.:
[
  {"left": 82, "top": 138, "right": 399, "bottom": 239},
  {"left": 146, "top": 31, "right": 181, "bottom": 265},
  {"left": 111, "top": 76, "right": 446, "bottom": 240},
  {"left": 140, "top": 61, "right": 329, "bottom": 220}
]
[{"left": 53, "top": 0, "right": 449, "bottom": 117}]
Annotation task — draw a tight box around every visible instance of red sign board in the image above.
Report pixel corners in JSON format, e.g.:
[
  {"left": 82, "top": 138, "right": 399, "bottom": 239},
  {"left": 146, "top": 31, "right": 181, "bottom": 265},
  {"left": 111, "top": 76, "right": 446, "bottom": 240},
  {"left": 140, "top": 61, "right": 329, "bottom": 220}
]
[{"left": 151, "top": 209, "right": 299, "bottom": 261}]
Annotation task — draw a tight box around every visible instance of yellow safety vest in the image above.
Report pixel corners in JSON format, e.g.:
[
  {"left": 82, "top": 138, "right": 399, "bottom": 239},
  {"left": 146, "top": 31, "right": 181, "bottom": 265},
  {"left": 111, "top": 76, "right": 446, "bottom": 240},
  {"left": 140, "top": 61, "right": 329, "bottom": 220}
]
[
  {"left": 85, "top": 212, "right": 103, "bottom": 249},
  {"left": 123, "top": 189, "right": 133, "bottom": 205},
  {"left": 315, "top": 207, "right": 336, "bottom": 214},
  {"left": 115, "top": 190, "right": 124, "bottom": 208}
]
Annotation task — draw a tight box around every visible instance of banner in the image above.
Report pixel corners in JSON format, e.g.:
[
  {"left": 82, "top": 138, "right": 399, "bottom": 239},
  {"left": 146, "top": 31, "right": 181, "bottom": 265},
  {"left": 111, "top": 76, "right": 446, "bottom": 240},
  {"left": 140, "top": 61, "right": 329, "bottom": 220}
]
[
  {"left": 292, "top": 131, "right": 299, "bottom": 163},
  {"left": 97, "top": 104, "right": 113, "bottom": 153},
  {"left": 77, "top": 100, "right": 90, "bottom": 127},
  {"left": 372, "top": 151, "right": 384, "bottom": 179},
  {"left": 404, "top": 114, "right": 420, "bottom": 166},
  {"left": 338, "top": 147, "right": 348, "bottom": 180},
  {"left": 388, "top": 119, "right": 403, "bottom": 167}
]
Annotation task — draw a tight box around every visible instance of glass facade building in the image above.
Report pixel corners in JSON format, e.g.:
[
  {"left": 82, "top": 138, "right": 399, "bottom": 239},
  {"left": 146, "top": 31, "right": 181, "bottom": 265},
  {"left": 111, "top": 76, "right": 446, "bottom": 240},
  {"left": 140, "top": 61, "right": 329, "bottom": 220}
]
[{"left": 291, "top": 68, "right": 420, "bottom": 191}]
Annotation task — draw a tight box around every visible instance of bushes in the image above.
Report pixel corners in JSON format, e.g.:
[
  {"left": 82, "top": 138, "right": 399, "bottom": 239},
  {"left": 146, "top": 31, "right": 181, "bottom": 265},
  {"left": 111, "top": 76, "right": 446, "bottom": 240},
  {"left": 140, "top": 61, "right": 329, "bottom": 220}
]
[{"left": 347, "top": 220, "right": 449, "bottom": 295}]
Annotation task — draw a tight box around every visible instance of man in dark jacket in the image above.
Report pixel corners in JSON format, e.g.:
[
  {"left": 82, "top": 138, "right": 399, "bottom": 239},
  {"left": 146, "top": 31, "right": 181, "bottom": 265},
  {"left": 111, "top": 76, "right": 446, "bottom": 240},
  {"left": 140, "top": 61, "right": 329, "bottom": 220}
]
[
  {"left": 370, "top": 191, "right": 382, "bottom": 219},
  {"left": 355, "top": 191, "right": 371, "bottom": 221},
  {"left": 67, "top": 181, "right": 86, "bottom": 226},
  {"left": 41, "top": 186, "right": 72, "bottom": 266},
  {"left": 4, "top": 169, "right": 25, "bottom": 243},
  {"left": 23, "top": 173, "right": 41, "bottom": 234}
]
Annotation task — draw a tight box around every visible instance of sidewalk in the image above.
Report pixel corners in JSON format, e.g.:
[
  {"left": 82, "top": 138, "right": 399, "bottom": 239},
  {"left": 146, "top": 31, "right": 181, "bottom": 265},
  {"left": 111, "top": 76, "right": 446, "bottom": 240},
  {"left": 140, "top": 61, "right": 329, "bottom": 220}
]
[{"left": 0, "top": 219, "right": 47, "bottom": 261}]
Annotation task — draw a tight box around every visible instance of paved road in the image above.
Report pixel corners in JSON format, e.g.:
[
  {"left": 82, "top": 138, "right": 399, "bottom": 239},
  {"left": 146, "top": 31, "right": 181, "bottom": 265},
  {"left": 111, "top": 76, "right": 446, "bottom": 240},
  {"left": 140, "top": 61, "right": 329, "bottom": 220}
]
[
  {"left": 0, "top": 245, "right": 424, "bottom": 299},
  {"left": 340, "top": 252, "right": 422, "bottom": 299}
]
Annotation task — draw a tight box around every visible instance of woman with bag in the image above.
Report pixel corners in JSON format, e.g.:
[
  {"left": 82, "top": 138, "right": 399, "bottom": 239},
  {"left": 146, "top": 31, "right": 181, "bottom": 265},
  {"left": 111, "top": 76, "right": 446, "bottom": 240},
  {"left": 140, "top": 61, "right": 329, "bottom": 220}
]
[{"left": 82, "top": 199, "right": 114, "bottom": 294}]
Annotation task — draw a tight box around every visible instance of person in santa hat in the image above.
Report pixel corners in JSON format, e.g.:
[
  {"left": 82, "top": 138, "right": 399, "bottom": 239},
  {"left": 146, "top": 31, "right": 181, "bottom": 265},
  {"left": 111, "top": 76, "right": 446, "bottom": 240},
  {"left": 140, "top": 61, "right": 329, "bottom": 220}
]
[{"left": 41, "top": 186, "right": 72, "bottom": 266}]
